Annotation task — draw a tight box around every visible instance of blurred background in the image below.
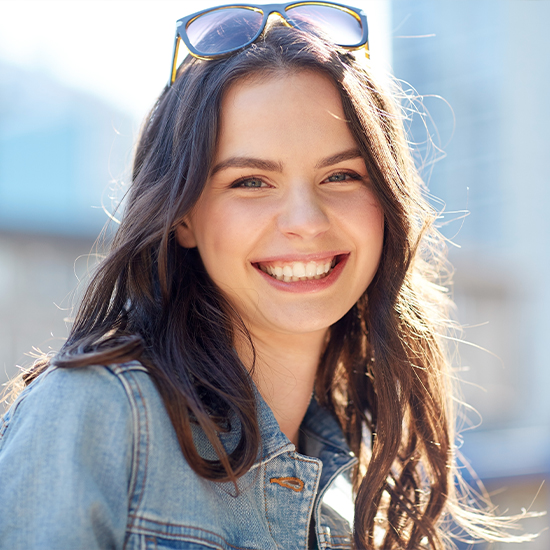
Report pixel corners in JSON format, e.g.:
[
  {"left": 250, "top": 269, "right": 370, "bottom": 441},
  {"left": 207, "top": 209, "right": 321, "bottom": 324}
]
[{"left": 0, "top": 1, "right": 548, "bottom": 547}]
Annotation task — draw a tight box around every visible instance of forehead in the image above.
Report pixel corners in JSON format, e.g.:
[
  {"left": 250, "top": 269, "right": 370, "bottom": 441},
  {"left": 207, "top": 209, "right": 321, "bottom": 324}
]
[{"left": 215, "top": 70, "right": 356, "bottom": 159}]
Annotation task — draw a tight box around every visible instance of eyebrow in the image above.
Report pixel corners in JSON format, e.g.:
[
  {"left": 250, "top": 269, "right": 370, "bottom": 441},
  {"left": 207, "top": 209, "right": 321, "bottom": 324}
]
[
  {"left": 209, "top": 148, "right": 363, "bottom": 176},
  {"left": 315, "top": 148, "right": 363, "bottom": 169},
  {"left": 210, "top": 157, "right": 283, "bottom": 176}
]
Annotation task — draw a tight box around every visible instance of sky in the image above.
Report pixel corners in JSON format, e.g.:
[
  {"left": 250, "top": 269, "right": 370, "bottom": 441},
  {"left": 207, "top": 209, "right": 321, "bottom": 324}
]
[{"left": 0, "top": 0, "right": 392, "bottom": 122}]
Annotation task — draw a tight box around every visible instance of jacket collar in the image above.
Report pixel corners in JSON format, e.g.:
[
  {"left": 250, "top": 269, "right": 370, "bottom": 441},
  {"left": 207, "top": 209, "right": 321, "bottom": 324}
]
[
  {"left": 209, "top": 381, "right": 357, "bottom": 484},
  {"left": 254, "top": 387, "right": 354, "bottom": 466}
]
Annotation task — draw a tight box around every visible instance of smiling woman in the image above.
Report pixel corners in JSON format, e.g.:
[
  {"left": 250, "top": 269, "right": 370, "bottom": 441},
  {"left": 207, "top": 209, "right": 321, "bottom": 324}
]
[
  {"left": 177, "top": 72, "right": 384, "bottom": 345},
  {"left": 176, "top": 71, "right": 384, "bottom": 448},
  {"left": 0, "top": 3, "right": 532, "bottom": 550}
]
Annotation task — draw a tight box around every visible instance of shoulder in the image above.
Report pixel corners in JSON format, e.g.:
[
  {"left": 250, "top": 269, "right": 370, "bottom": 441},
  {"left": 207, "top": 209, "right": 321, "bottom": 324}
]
[
  {"left": 0, "top": 360, "right": 158, "bottom": 451},
  {"left": 0, "top": 361, "right": 161, "bottom": 548}
]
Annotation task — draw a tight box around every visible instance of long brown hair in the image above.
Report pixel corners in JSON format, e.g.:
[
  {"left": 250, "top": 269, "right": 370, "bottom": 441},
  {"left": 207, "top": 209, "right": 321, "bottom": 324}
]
[{"left": 16, "top": 24, "right": 527, "bottom": 549}]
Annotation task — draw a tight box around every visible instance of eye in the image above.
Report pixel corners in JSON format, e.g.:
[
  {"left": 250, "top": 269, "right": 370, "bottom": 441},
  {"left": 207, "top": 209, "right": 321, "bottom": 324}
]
[
  {"left": 323, "top": 171, "right": 363, "bottom": 184},
  {"left": 231, "top": 177, "right": 269, "bottom": 189}
]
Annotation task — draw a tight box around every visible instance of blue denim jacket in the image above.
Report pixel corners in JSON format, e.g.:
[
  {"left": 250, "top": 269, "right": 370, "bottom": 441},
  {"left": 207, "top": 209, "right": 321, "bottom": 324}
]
[{"left": 0, "top": 361, "right": 358, "bottom": 549}]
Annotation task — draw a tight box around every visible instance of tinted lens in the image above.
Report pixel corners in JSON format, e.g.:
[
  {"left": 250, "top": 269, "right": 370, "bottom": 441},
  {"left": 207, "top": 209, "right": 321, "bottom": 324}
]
[
  {"left": 286, "top": 5, "right": 363, "bottom": 46},
  {"left": 186, "top": 8, "right": 264, "bottom": 55}
]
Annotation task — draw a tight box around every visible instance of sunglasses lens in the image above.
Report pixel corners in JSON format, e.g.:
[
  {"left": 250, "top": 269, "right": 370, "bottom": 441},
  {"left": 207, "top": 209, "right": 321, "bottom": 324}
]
[
  {"left": 186, "top": 8, "right": 264, "bottom": 55},
  {"left": 286, "top": 5, "right": 363, "bottom": 46}
]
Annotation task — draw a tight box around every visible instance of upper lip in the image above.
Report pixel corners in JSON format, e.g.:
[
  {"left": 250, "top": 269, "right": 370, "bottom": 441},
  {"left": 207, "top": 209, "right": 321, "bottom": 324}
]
[{"left": 251, "top": 251, "right": 349, "bottom": 264}]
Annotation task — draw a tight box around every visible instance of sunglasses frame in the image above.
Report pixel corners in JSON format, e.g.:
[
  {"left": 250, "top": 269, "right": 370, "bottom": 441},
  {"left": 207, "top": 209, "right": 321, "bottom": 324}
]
[{"left": 169, "top": 1, "right": 369, "bottom": 85}]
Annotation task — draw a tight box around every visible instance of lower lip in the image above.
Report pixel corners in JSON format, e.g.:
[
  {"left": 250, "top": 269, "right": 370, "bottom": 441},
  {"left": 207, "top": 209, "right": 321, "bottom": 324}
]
[{"left": 253, "top": 255, "right": 349, "bottom": 293}]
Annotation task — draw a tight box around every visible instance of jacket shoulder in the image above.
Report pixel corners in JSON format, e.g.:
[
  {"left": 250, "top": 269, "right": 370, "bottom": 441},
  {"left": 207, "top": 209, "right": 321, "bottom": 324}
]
[
  {"left": 0, "top": 360, "right": 157, "bottom": 548},
  {"left": 0, "top": 360, "right": 151, "bottom": 439}
]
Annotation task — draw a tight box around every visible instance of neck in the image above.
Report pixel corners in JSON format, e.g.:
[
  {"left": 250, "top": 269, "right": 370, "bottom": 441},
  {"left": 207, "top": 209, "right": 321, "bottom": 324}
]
[{"left": 236, "top": 328, "right": 327, "bottom": 447}]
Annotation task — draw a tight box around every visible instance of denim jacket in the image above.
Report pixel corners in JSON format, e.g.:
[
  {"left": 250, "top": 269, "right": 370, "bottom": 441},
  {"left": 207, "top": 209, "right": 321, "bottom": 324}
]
[{"left": 0, "top": 361, "right": 358, "bottom": 549}]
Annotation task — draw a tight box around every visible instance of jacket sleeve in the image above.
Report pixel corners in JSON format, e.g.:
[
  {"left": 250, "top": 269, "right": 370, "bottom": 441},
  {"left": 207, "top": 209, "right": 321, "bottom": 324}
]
[{"left": 0, "top": 365, "right": 134, "bottom": 550}]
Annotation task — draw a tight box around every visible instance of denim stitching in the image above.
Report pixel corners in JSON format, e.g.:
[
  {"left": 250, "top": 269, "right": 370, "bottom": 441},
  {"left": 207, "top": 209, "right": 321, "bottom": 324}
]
[
  {"left": 288, "top": 453, "right": 320, "bottom": 550},
  {"left": 330, "top": 533, "right": 352, "bottom": 548},
  {"left": 116, "top": 371, "right": 141, "bottom": 524},
  {"left": 126, "top": 369, "right": 150, "bottom": 516},
  {"left": 263, "top": 461, "right": 278, "bottom": 548},
  {"left": 330, "top": 541, "right": 352, "bottom": 549},
  {"left": 112, "top": 366, "right": 150, "bottom": 549},
  {"left": 128, "top": 518, "right": 260, "bottom": 550},
  {"left": 145, "top": 535, "right": 157, "bottom": 550}
]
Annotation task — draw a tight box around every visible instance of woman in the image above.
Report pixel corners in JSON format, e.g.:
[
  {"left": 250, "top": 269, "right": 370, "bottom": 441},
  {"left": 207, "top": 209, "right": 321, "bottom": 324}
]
[{"left": 0, "top": 3, "right": 529, "bottom": 549}]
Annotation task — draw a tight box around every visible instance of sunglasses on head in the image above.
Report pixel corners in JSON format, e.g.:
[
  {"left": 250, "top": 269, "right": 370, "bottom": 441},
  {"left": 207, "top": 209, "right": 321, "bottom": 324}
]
[{"left": 169, "top": 2, "right": 369, "bottom": 85}]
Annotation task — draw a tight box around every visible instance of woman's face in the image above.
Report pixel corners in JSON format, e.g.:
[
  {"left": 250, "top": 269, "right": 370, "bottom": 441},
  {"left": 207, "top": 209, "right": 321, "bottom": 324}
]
[{"left": 177, "top": 70, "right": 384, "bottom": 341}]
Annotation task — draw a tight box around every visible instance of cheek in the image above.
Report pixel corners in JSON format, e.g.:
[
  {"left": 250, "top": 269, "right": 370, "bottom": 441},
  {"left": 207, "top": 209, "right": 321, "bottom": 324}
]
[
  {"left": 193, "top": 201, "right": 259, "bottom": 273},
  {"left": 340, "top": 194, "right": 385, "bottom": 278},
  {"left": 334, "top": 190, "right": 384, "bottom": 239},
  {"left": 368, "top": 205, "right": 385, "bottom": 251},
  {"left": 195, "top": 223, "right": 230, "bottom": 272}
]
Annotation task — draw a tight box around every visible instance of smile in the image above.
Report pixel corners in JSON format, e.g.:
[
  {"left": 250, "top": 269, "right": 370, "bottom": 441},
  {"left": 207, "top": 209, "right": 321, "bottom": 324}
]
[{"left": 256, "top": 256, "right": 339, "bottom": 282}]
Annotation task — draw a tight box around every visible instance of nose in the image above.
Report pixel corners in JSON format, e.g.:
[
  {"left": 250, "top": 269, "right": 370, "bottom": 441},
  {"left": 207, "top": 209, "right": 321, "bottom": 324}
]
[{"left": 277, "top": 184, "right": 330, "bottom": 240}]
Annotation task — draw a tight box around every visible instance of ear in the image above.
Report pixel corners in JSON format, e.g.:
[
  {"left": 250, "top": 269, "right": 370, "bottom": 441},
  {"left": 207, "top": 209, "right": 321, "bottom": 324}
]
[{"left": 175, "top": 218, "right": 197, "bottom": 249}]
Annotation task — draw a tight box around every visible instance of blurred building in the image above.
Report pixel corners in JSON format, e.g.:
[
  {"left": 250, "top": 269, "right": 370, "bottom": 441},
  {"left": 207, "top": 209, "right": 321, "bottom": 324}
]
[
  {"left": 0, "top": 60, "right": 134, "bottom": 387},
  {"left": 391, "top": 0, "right": 550, "bottom": 546}
]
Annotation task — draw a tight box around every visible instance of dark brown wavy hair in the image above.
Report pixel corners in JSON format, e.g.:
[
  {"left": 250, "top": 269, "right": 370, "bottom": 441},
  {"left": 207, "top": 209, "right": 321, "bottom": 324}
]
[{"left": 14, "top": 23, "right": 531, "bottom": 550}]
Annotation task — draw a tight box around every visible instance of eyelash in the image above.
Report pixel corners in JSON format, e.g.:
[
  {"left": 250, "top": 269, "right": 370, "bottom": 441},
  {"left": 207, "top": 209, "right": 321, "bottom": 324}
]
[
  {"left": 230, "top": 171, "right": 363, "bottom": 189},
  {"left": 324, "top": 171, "right": 363, "bottom": 183},
  {"left": 231, "top": 177, "right": 268, "bottom": 189}
]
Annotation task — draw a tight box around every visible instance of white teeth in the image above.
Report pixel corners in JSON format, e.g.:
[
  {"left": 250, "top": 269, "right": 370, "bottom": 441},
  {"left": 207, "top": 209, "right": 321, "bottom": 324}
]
[
  {"left": 293, "top": 262, "right": 306, "bottom": 277},
  {"left": 305, "top": 261, "right": 317, "bottom": 277},
  {"left": 259, "top": 257, "right": 338, "bottom": 282}
]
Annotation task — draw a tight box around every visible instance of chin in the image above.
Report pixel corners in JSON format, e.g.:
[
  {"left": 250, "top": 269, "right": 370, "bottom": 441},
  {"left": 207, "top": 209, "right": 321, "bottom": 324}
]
[{"left": 261, "top": 309, "right": 349, "bottom": 336}]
